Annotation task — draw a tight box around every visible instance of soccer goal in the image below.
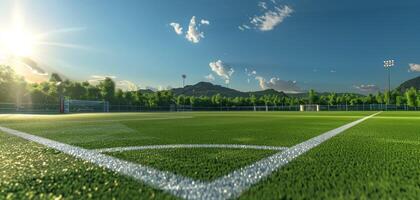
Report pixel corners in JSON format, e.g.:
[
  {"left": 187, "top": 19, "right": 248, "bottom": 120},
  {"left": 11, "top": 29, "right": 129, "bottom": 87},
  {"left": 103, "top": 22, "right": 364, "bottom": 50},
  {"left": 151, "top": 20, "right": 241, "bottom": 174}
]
[
  {"left": 62, "top": 99, "right": 109, "bottom": 113},
  {"left": 300, "top": 104, "right": 320, "bottom": 112}
]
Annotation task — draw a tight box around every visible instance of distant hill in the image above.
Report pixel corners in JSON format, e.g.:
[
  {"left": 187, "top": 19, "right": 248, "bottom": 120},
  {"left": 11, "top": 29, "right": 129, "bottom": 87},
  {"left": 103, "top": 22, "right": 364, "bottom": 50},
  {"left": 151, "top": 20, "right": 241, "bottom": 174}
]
[
  {"left": 248, "top": 89, "right": 287, "bottom": 97},
  {"left": 287, "top": 92, "right": 365, "bottom": 98},
  {"left": 138, "top": 89, "right": 155, "bottom": 94},
  {"left": 169, "top": 82, "right": 287, "bottom": 98},
  {"left": 397, "top": 76, "right": 420, "bottom": 92}
]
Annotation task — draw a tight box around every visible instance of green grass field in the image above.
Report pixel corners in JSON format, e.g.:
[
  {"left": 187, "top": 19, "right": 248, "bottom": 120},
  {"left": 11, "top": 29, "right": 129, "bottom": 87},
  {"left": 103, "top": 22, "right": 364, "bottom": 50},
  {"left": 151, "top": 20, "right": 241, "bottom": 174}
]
[{"left": 1, "top": 111, "right": 420, "bottom": 199}]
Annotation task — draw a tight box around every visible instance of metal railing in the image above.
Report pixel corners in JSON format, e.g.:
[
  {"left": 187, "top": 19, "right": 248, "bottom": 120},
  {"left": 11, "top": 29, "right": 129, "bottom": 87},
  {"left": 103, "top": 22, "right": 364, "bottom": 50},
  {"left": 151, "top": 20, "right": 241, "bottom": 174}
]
[
  {"left": 0, "top": 102, "right": 60, "bottom": 114},
  {"left": 0, "top": 102, "right": 419, "bottom": 114}
]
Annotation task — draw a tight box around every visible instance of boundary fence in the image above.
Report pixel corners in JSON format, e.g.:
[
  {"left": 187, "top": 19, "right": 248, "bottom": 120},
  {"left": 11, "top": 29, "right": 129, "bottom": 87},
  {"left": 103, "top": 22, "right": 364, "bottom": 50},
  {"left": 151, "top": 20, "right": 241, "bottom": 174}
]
[{"left": 1, "top": 102, "right": 420, "bottom": 114}]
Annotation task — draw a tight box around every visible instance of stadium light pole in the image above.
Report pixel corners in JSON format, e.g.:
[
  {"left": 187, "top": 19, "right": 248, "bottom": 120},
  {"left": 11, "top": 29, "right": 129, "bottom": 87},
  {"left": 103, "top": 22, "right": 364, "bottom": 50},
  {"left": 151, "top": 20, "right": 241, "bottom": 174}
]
[
  {"left": 56, "top": 81, "right": 64, "bottom": 113},
  {"left": 383, "top": 59, "right": 394, "bottom": 104},
  {"left": 182, "top": 74, "right": 186, "bottom": 88}
]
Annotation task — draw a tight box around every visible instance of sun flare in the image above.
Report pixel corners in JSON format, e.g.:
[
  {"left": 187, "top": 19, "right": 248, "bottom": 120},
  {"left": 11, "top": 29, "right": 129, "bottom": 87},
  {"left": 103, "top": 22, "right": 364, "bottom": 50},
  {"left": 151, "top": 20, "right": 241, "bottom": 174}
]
[
  {"left": 0, "top": 2, "right": 38, "bottom": 58},
  {"left": 0, "top": 29, "right": 35, "bottom": 57}
]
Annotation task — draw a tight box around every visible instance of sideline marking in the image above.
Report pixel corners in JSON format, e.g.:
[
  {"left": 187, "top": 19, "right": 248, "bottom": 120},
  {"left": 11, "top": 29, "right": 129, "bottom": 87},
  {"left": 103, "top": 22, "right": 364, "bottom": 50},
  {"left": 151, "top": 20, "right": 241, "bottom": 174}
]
[
  {"left": 94, "top": 144, "right": 288, "bottom": 153},
  {"left": 0, "top": 125, "right": 205, "bottom": 194},
  {"left": 0, "top": 112, "right": 381, "bottom": 200}
]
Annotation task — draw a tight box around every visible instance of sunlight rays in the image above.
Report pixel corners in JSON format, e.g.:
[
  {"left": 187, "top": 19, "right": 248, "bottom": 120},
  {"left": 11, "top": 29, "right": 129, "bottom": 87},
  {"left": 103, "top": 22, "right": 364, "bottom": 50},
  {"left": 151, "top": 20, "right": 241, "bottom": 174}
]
[
  {"left": 0, "top": 2, "right": 93, "bottom": 83},
  {"left": 35, "top": 27, "right": 87, "bottom": 39}
]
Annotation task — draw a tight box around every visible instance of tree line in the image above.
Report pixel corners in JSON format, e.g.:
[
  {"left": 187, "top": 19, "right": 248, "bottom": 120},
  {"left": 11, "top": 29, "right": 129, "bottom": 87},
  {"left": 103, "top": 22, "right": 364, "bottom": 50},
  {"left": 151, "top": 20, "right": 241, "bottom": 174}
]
[{"left": 1, "top": 65, "right": 420, "bottom": 108}]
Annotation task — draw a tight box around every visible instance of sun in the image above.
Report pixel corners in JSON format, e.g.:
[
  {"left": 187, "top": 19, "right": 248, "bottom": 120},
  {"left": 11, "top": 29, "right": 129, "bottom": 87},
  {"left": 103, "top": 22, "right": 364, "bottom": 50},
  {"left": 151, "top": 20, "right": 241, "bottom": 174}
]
[
  {"left": 0, "top": 29, "right": 35, "bottom": 57},
  {"left": 0, "top": 2, "right": 37, "bottom": 58}
]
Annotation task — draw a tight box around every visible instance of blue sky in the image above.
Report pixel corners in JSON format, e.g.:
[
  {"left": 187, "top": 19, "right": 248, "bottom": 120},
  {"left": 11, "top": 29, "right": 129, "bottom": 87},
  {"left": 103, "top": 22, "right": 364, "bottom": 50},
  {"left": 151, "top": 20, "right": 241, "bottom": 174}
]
[{"left": 1, "top": 0, "right": 420, "bottom": 93}]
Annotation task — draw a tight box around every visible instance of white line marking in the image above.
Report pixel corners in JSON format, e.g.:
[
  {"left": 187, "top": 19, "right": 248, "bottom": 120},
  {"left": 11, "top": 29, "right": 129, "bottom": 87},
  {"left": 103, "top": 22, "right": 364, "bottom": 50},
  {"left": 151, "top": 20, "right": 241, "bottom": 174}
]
[
  {"left": 0, "top": 126, "right": 206, "bottom": 194},
  {"left": 94, "top": 144, "right": 288, "bottom": 153},
  {"left": 197, "top": 112, "right": 381, "bottom": 199},
  {"left": 0, "top": 112, "right": 381, "bottom": 200}
]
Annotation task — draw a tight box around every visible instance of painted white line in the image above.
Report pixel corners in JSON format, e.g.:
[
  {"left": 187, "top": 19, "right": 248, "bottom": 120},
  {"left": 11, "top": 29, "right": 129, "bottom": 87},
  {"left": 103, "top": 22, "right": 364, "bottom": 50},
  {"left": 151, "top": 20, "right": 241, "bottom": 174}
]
[
  {"left": 94, "top": 144, "right": 288, "bottom": 153},
  {"left": 189, "top": 112, "right": 382, "bottom": 200},
  {"left": 0, "top": 112, "right": 381, "bottom": 200},
  {"left": 0, "top": 126, "right": 206, "bottom": 195}
]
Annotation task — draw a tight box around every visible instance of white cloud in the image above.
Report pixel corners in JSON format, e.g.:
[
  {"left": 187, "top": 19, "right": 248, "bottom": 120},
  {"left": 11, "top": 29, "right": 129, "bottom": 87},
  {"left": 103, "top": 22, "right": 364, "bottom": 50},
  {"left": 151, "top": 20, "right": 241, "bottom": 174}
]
[
  {"left": 409, "top": 63, "right": 420, "bottom": 72},
  {"left": 250, "top": 5, "right": 293, "bottom": 31},
  {"left": 117, "top": 80, "right": 138, "bottom": 91},
  {"left": 170, "top": 22, "right": 183, "bottom": 35},
  {"left": 200, "top": 19, "right": 210, "bottom": 25},
  {"left": 354, "top": 84, "right": 380, "bottom": 93},
  {"left": 330, "top": 69, "right": 336, "bottom": 73},
  {"left": 171, "top": 16, "right": 209, "bottom": 43},
  {"left": 245, "top": 68, "right": 257, "bottom": 83},
  {"left": 186, "top": 16, "right": 205, "bottom": 43},
  {"left": 259, "top": 2, "right": 268, "bottom": 9},
  {"left": 238, "top": 24, "right": 251, "bottom": 31},
  {"left": 21, "top": 62, "right": 49, "bottom": 76},
  {"left": 88, "top": 75, "right": 116, "bottom": 85},
  {"left": 158, "top": 85, "right": 172, "bottom": 91},
  {"left": 209, "top": 60, "right": 234, "bottom": 84},
  {"left": 255, "top": 76, "right": 302, "bottom": 93},
  {"left": 204, "top": 73, "right": 215, "bottom": 81},
  {"left": 245, "top": 68, "right": 257, "bottom": 76},
  {"left": 90, "top": 75, "right": 116, "bottom": 80},
  {"left": 88, "top": 75, "right": 138, "bottom": 91}
]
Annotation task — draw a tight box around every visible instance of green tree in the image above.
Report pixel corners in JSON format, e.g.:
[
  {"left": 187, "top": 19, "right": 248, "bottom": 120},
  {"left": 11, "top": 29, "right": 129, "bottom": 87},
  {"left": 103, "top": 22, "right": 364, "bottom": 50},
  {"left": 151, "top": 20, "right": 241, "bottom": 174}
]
[
  {"left": 375, "top": 92, "right": 384, "bottom": 104},
  {"left": 396, "top": 95, "right": 405, "bottom": 106},
  {"left": 327, "top": 93, "right": 337, "bottom": 105},
  {"left": 115, "top": 89, "right": 125, "bottom": 104},
  {"left": 261, "top": 95, "right": 271, "bottom": 111},
  {"left": 176, "top": 95, "right": 186, "bottom": 105},
  {"left": 0, "top": 65, "right": 26, "bottom": 103},
  {"left": 308, "top": 89, "right": 319, "bottom": 104},
  {"left": 49, "top": 73, "right": 63, "bottom": 82},
  {"left": 98, "top": 77, "right": 115, "bottom": 102},
  {"left": 405, "top": 87, "right": 417, "bottom": 107}
]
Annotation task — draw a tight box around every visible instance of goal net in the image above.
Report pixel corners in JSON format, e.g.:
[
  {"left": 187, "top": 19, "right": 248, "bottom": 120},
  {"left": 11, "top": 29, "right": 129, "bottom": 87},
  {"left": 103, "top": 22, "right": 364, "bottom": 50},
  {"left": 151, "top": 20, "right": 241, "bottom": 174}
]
[
  {"left": 62, "top": 99, "right": 109, "bottom": 113},
  {"left": 300, "top": 104, "right": 320, "bottom": 112}
]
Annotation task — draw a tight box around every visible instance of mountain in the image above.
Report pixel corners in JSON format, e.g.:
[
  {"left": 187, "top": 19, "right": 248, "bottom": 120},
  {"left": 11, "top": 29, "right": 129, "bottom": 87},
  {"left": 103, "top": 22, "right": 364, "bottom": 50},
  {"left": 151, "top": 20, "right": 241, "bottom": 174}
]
[
  {"left": 138, "top": 89, "right": 155, "bottom": 94},
  {"left": 397, "top": 76, "right": 420, "bottom": 92},
  {"left": 169, "top": 82, "right": 287, "bottom": 98},
  {"left": 248, "top": 89, "right": 287, "bottom": 97},
  {"left": 287, "top": 92, "right": 365, "bottom": 98}
]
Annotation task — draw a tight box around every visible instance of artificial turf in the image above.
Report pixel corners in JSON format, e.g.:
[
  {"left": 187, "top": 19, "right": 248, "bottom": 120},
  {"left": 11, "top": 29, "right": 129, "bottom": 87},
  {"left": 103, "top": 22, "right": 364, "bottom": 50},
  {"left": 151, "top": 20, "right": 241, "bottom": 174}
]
[
  {"left": 3, "top": 111, "right": 417, "bottom": 199},
  {"left": 106, "top": 148, "right": 277, "bottom": 181},
  {"left": 0, "top": 112, "right": 369, "bottom": 149},
  {"left": 0, "top": 131, "right": 177, "bottom": 200},
  {"left": 239, "top": 112, "right": 420, "bottom": 199}
]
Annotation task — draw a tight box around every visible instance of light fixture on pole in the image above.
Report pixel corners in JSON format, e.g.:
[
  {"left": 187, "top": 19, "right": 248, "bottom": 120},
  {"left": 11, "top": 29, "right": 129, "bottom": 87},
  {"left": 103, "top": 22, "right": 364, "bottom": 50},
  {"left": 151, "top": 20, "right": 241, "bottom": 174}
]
[{"left": 383, "top": 59, "right": 394, "bottom": 103}]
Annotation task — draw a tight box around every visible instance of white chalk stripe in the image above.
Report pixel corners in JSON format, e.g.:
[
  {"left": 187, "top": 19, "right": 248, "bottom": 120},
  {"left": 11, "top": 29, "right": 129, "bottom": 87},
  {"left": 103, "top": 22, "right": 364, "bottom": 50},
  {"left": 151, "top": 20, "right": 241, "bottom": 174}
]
[
  {"left": 0, "top": 126, "right": 207, "bottom": 195},
  {"left": 94, "top": 144, "right": 288, "bottom": 153},
  {"left": 179, "top": 111, "right": 382, "bottom": 200}
]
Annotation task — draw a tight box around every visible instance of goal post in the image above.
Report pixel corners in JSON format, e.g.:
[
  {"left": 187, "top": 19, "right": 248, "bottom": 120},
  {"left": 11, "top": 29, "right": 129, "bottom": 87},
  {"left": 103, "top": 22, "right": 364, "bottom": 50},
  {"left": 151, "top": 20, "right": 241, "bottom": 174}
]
[
  {"left": 61, "top": 99, "right": 109, "bottom": 113},
  {"left": 300, "top": 104, "right": 320, "bottom": 112}
]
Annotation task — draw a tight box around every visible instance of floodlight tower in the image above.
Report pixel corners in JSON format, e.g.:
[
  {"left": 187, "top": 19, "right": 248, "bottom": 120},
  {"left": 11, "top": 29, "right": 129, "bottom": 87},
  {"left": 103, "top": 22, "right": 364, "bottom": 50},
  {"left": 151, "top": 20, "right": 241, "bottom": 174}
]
[
  {"left": 383, "top": 59, "right": 395, "bottom": 103},
  {"left": 181, "top": 74, "right": 187, "bottom": 88}
]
